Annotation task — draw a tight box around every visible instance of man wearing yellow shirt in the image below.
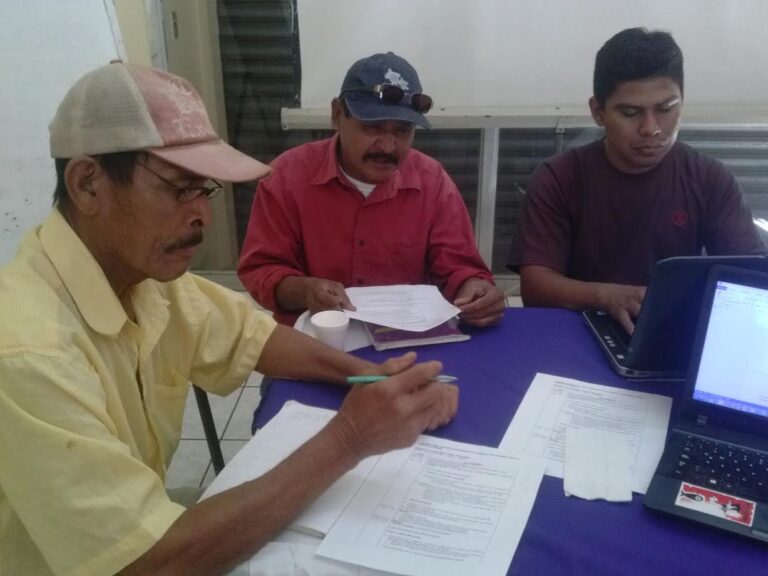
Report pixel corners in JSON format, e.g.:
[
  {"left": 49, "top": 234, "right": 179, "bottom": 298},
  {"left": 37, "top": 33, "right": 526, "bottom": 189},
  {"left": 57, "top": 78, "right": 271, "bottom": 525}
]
[{"left": 0, "top": 62, "right": 458, "bottom": 576}]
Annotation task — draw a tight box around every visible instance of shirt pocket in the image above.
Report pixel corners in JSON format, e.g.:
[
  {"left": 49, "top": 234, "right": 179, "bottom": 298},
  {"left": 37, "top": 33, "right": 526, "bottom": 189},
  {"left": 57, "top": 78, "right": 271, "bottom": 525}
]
[
  {"left": 388, "top": 240, "right": 428, "bottom": 283},
  {"left": 148, "top": 369, "right": 190, "bottom": 464}
]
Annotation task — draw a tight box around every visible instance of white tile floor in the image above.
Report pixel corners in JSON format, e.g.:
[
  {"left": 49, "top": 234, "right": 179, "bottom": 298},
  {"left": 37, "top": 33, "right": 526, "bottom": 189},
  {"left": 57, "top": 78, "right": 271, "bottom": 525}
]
[
  {"left": 165, "top": 371, "right": 263, "bottom": 490},
  {"left": 165, "top": 291, "right": 524, "bottom": 491}
]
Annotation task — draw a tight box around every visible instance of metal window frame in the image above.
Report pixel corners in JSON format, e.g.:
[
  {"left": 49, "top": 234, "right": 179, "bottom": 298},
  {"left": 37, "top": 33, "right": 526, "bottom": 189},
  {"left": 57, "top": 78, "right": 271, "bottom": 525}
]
[{"left": 282, "top": 105, "right": 768, "bottom": 266}]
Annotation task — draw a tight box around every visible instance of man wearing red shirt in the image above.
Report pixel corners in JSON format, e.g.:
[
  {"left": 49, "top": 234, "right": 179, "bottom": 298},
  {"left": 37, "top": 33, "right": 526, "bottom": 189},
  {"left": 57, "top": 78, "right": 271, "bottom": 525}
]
[{"left": 238, "top": 52, "right": 504, "bottom": 327}]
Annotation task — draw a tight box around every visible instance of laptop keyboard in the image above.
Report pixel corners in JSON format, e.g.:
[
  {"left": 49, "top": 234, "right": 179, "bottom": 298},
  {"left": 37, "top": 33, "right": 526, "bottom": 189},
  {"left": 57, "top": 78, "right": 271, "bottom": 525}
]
[
  {"left": 591, "top": 311, "right": 631, "bottom": 349},
  {"left": 666, "top": 433, "right": 768, "bottom": 501},
  {"left": 609, "top": 321, "right": 632, "bottom": 349}
]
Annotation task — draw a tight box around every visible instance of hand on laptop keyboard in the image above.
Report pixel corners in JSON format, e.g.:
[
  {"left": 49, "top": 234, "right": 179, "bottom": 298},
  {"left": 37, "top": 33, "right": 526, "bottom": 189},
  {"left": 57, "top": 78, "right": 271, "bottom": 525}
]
[{"left": 595, "top": 283, "right": 646, "bottom": 334}]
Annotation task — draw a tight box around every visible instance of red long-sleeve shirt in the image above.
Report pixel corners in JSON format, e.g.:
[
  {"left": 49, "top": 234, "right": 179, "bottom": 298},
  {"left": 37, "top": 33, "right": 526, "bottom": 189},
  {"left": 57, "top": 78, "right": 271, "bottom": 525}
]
[{"left": 238, "top": 135, "right": 494, "bottom": 325}]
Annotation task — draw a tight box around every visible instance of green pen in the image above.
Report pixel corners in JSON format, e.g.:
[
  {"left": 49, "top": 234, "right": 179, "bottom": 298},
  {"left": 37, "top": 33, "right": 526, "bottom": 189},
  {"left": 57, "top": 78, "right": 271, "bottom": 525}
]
[{"left": 346, "top": 374, "right": 458, "bottom": 385}]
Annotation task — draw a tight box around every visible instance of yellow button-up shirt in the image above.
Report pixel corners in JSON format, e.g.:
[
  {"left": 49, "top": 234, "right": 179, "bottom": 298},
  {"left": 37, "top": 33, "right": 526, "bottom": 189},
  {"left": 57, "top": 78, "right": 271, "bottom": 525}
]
[{"left": 0, "top": 210, "right": 276, "bottom": 576}]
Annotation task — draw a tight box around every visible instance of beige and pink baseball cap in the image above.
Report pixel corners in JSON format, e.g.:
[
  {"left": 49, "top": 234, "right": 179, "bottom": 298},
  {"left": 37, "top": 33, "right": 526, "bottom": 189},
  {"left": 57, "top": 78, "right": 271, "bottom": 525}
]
[{"left": 49, "top": 61, "right": 270, "bottom": 183}]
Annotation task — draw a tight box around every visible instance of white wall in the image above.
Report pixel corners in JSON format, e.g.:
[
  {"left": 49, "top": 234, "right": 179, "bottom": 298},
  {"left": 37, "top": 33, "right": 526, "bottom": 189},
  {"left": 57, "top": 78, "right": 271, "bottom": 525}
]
[
  {"left": 0, "top": 0, "right": 122, "bottom": 266},
  {"left": 298, "top": 0, "right": 768, "bottom": 109}
]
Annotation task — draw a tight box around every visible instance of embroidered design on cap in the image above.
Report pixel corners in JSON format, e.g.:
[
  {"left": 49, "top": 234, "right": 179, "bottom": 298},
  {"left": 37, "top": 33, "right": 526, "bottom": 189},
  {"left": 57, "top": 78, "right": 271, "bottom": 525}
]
[
  {"left": 131, "top": 67, "right": 216, "bottom": 146},
  {"left": 163, "top": 79, "right": 210, "bottom": 140},
  {"left": 384, "top": 68, "right": 409, "bottom": 90}
]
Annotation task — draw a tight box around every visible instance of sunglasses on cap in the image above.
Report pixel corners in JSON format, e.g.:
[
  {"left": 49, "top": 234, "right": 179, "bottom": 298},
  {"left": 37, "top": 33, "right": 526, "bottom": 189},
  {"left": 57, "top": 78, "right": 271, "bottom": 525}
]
[{"left": 342, "top": 84, "right": 433, "bottom": 114}]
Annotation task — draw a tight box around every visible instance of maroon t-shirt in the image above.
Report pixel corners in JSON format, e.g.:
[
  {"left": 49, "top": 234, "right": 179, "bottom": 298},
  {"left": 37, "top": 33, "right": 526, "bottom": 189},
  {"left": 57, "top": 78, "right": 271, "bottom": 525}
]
[{"left": 508, "top": 140, "right": 765, "bottom": 284}]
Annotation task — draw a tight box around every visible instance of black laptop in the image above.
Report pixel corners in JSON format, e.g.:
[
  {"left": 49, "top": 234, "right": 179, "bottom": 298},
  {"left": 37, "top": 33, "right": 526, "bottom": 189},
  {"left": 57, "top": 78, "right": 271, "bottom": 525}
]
[
  {"left": 643, "top": 265, "right": 768, "bottom": 542},
  {"left": 583, "top": 255, "right": 768, "bottom": 380}
]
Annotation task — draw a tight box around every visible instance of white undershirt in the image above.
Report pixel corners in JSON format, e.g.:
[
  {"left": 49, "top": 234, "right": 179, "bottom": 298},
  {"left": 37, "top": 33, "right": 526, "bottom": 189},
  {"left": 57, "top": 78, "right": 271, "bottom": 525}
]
[{"left": 340, "top": 167, "right": 377, "bottom": 198}]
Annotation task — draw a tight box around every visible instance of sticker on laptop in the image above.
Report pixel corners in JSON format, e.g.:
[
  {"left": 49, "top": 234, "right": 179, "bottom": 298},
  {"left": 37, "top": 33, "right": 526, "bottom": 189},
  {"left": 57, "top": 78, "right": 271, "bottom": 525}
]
[{"left": 675, "top": 482, "right": 755, "bottom": 527}]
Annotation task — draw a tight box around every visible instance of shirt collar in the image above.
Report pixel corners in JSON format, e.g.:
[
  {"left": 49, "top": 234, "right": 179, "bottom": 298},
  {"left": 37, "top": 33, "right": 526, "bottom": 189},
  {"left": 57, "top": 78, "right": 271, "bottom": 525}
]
[
  {"left": 312, "top": 134, "right": 422, "bottom": 198},
  {"left": 40, "top": 210, "right": 168, "bottom": 337}
]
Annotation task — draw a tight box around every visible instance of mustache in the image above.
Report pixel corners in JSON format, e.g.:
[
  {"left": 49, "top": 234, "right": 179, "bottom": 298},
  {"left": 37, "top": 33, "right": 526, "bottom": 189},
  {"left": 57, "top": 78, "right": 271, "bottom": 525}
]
[
  {"left": 363, "top": 152, "right": 399, "bottom": 164},
  {"left": 166, "top": 230, "right": 204, "bottom": 252}
]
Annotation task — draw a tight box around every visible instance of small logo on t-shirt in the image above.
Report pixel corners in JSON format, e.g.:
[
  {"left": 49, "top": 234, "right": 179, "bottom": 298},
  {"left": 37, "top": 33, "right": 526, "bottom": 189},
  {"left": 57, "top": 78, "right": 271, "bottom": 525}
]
[{"left": 672, "top": 210, "right": 689, "bottom": 226}]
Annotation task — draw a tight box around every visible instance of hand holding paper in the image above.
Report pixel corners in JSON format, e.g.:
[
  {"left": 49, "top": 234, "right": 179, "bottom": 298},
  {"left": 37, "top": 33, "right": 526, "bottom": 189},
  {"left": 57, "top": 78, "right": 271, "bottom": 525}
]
[
  {"left": 305, "top": 278, "right": 356, "bottom": 314},
  {"left": 453, "top": 277, "right": 505, "bottom": 327}
]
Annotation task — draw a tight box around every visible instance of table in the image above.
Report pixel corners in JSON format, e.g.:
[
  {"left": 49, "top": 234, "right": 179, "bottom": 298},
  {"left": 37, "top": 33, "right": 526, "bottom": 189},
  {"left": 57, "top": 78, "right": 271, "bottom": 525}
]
[{"left": 252, "top": 308, "right": 766, "bottom": 575}]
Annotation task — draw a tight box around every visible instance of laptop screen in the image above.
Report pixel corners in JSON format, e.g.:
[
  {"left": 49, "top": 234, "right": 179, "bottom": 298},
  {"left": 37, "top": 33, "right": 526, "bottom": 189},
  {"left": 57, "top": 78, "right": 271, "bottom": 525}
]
[{"left": 692, "top": 279, "right": 768, "bottom": 418}]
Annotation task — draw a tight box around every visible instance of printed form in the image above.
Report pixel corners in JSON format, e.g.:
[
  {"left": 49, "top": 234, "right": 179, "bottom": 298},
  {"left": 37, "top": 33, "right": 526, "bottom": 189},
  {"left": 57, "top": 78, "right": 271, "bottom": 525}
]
[
  {"left": 499, "top": 373, "right": 672, "bottom": 494},
  {"left": 345, "top": 284, "right": 461, "bottom": 331},
  {"left": 317, "top": 438, "right": 545, "bottom": 576},
  {"left": 208, "top": 402, "right": 544, "bottom": 576}
]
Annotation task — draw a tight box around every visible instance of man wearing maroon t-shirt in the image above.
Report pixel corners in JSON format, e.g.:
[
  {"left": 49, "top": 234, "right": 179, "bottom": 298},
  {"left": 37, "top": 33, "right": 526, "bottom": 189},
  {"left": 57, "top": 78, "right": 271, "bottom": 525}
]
[{"left": 508, "top": 28, "right": 764, "bottom": 334}]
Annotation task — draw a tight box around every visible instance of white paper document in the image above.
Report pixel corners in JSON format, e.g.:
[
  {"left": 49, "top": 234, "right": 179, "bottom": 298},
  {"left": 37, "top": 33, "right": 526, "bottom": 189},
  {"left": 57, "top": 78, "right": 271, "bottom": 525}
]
[
  {"left": 316, "top": 437, "right": 545, "bottom": 576},
  {"left": 344, "top": 285, "right": 461, "bottom": 331},
  {"left": 499, "top": 373, "right": 672, "bottom": 494},
  {"left": 245, "top": 530, "right": 397, "bottom": 576},
  {"left": 248, "top": 542, "right": 380, "bottom": 576},
  {"left": 201, "top": 401, "right": 378, "bottom": 537}
]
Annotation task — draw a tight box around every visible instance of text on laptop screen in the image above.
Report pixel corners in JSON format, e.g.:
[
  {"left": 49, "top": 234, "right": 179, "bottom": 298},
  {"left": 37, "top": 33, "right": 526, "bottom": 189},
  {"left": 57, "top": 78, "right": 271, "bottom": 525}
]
[{"left": 693, "top": 280, "right": 768, "bottom": 418}]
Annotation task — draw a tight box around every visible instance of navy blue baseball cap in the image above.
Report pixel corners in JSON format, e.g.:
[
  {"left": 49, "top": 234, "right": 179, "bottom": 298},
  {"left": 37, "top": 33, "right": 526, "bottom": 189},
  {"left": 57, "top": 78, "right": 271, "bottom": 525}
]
[{"left": 339, "top": 52, "right": 432, "bottom": 129}]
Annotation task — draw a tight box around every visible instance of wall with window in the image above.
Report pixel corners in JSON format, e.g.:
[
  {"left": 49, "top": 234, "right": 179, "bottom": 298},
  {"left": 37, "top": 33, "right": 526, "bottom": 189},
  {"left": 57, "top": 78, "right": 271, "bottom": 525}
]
[
  {"left": 115, "top": 0, "right": 768, "bottom": 290},
  {"left": 214, "top": 0, "right": 768, "bottom": 283}
]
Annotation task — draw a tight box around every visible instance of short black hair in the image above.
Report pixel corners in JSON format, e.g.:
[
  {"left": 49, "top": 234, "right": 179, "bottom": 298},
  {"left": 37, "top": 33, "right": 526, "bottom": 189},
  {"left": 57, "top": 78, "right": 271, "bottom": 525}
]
[
  {"left": 53, "top": 151, "right": 143, "bottom": 207},
  {"left": 593, "top": 27, "right": 684, "bottom": 107}
]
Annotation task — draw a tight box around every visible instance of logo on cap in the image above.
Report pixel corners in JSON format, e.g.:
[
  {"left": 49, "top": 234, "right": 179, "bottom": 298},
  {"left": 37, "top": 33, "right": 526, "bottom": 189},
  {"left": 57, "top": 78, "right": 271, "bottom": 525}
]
[
  {"left": 384, "top": 69, "right": 409, "bottom": 90},
  {"left": 161, "top": 78, "right": 210, "bottom": 140}
]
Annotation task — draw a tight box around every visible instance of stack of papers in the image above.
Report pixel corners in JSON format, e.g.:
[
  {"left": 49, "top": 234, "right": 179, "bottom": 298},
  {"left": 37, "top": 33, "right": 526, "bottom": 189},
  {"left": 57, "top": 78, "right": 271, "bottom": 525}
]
[
  {"left": 210, "top": 373, "right": 673, "bottom": 575},
  {"left": 205, "top": 402, "right": 545, "bottom": 576},
  {"left": 499, "top": 373, "right": 672, "bottom": 496},
  {"left": 316, "top": 437, "right": 545, "bottom": 576}
]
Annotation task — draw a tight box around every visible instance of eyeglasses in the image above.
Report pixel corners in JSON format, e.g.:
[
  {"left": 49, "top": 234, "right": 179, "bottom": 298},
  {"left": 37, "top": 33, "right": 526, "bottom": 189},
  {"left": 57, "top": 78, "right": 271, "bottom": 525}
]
[
  {"left": 138, "top": 161, "right": 223, "bottom": 202},
  {"left": 342, "top": 84, "right": 433, "bottom": 114}
]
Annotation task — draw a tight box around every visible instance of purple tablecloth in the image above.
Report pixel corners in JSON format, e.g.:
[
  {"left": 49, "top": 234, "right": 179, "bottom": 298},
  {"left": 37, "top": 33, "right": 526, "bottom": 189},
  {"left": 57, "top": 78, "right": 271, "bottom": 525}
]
[{"left": 252, "top": 308, "right": 766, "bottom": 575}]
